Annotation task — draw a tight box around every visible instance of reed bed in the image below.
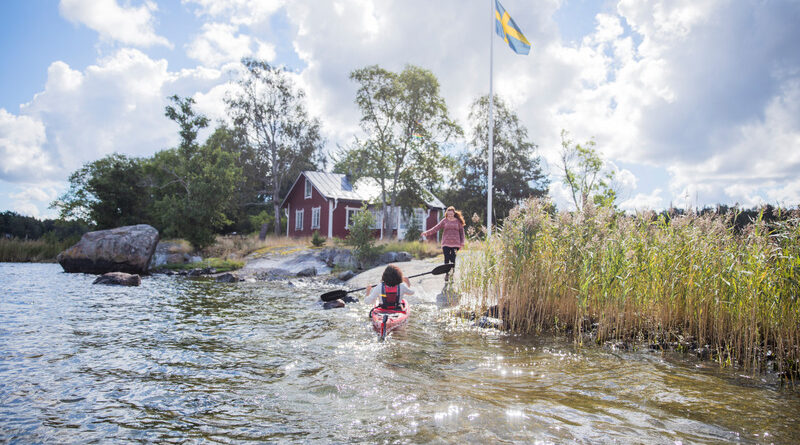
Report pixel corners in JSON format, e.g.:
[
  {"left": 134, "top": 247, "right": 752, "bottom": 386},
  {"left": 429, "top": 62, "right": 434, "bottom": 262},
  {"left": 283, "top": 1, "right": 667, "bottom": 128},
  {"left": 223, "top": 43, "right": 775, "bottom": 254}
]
[
  {"left": 0, "top": 238, "right": 72, "bottom": 262},
  {"left": 458, "top": 198, "right": 800, "bottom": 379}
]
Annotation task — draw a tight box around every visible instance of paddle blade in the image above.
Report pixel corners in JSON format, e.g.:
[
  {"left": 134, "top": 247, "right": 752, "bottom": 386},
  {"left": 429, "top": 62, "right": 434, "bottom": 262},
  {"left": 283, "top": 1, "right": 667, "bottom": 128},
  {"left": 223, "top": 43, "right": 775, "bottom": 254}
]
[
  {"left": 320, "top": 289, "right": 347, "bottom": 302},
  {"left": 431, "top": 263, "right": 454, "bottom": 275}
]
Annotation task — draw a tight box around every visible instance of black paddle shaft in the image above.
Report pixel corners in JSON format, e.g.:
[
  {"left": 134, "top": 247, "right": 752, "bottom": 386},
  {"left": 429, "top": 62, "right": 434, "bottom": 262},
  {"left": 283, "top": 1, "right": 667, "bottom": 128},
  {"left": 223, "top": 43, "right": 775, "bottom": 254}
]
[{"left": 320, "top": 263, "right": 453, "bottom": 302}]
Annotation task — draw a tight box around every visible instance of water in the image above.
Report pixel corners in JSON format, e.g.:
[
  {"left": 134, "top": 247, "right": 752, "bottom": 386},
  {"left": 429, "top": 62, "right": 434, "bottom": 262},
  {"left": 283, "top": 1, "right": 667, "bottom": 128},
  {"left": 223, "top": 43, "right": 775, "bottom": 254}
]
[{"left": 1, "top": 263, "right": 798, "bottom": 443}]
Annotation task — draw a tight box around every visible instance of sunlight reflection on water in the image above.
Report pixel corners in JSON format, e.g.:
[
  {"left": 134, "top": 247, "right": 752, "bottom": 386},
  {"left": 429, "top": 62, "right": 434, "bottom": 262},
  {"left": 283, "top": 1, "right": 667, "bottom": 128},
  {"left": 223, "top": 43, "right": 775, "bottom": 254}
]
[{"left": 1, "top": 263, "right": 799, "bottom": 443}]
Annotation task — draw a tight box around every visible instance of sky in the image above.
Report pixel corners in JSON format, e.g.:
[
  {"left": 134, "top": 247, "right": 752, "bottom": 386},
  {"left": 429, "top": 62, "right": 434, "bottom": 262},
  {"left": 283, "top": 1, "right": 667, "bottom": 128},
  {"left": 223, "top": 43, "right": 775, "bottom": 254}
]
[{"left": 1, "top": 0, "right": 799, "bottom": 219}]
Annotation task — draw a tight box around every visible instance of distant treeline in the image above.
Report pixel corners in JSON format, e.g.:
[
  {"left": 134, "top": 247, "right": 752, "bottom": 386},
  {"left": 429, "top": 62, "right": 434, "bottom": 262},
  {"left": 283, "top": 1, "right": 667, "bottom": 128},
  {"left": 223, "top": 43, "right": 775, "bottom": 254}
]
[{"left": 1, "top": 211, "right": 88, "bottom": 242}]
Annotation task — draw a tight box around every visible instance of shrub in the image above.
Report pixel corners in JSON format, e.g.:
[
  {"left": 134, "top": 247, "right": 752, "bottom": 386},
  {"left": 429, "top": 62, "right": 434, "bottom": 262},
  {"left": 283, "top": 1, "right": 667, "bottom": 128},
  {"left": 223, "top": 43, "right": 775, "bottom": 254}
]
[
  {"left": 311, "top": 230, "right": 326, "bottom": 247},
  {"left": 345, "top": 203, "right": 377, "bottom": 267}
]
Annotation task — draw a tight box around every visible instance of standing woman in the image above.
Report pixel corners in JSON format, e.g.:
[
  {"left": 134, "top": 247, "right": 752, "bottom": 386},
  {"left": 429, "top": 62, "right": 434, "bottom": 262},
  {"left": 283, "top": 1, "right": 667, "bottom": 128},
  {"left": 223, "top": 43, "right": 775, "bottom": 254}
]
[{"left": 422, "top": 206, "right": 466, "bottom": 281}]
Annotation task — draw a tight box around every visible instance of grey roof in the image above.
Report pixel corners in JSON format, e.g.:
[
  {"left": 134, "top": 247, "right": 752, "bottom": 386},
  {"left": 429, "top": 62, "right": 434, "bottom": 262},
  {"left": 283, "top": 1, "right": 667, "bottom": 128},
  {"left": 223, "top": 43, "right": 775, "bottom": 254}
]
[{"left": 286, "top": 171, "right": 445, "bottom": 209}]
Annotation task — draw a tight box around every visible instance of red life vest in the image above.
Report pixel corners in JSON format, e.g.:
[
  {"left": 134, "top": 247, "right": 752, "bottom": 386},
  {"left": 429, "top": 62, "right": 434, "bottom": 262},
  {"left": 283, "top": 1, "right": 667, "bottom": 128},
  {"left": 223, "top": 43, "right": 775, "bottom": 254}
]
[{"left": 379, "top": 284, "right": 401, "bottom": 310}]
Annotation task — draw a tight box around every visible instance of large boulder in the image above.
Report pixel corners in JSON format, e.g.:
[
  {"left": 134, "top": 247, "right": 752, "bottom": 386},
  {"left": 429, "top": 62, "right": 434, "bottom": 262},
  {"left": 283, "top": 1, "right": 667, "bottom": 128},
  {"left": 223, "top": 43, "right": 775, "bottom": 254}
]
[{"left": 58, "top": 224, "right": 159, "bottom": 274}]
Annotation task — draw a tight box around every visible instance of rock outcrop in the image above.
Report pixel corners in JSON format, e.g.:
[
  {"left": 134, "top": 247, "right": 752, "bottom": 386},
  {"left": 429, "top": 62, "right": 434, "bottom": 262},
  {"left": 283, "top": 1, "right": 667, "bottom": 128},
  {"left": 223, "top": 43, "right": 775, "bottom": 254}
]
[
  {"left": 92, "top": 272, "right": 142, "bottom": 286},
  {"left": 58, "top": 224, "right": 159, "bottom": 274}
]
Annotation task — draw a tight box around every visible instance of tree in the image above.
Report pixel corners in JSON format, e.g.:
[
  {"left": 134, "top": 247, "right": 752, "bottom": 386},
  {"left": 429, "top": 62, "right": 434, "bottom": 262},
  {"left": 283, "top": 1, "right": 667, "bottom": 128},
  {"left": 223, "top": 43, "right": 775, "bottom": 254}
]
[
  {"left": 344, "top": 64, "right": 460, "bottom": 238},
  {"left": 50, "top": 153, "right": 151, "bottom": 228},
  {"left": 446, "top": 95, "right": 548, "bottom": 226},
  {"left": 150, "top": 96, "right": 241, "bottom": 248},
  {"left": 226, "top": 58, "right": 324, "bottom": 236},
  {"left": 559, "top": 129, "right": 616, "bottom": 211}
]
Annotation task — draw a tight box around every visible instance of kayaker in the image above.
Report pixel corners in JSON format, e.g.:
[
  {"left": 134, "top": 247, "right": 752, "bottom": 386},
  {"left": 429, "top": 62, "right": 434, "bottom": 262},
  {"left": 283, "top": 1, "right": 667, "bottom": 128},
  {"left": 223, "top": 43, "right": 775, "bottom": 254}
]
[
  {"left": 421, "top": 206, "right": 465, "bottom": 282},
  {"left": 364, "top": 265, "right": 415, "bottom": 309}
]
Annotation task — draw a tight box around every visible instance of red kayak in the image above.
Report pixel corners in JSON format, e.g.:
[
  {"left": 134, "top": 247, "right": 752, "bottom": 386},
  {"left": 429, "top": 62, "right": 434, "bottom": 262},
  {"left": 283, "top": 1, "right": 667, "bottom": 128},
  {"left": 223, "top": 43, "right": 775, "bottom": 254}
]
[{"left": 370, "top": 299, "right": 409, "bottom": 340}]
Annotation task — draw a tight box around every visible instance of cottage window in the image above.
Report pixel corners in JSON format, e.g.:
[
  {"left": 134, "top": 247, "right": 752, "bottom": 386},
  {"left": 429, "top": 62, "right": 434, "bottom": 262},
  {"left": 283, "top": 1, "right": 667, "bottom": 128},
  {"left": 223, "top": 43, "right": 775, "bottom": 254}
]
[
  {"left": 345, "top": 207, "right": 361, "bottom": 228},
  {"left": 311, "top": 207, "right": 321, "bottom": 229},
  {"left": 415, "top": 208, "right": 426, "bottom": 230},
  {"left": 304, "top": 179, "right": 312, "bottom": 199},
  {"left": 295, "top": 209, "right": 304, "bottom": 230}
]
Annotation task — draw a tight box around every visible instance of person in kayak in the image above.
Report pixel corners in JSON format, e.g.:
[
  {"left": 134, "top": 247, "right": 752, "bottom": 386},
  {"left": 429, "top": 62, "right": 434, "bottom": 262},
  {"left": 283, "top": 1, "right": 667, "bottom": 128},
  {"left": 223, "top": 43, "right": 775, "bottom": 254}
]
[
  {"left": 364, "top": 265, "right": 415, "bottom": 310},
  {"left": 421, "top": 206, "right": 465, "bottom": 282}
]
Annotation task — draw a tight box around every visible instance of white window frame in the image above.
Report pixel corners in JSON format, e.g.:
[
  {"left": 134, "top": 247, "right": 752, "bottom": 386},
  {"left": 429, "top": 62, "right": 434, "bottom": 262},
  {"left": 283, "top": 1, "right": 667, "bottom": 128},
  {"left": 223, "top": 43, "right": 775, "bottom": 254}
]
[
  {"left": 304, "top": 178, "right": 312, "bottom": 199},
  {"left": 345, "top": 206, "right": 361, "bottom": 228},
  {"left": 370, "top": 208, "right": 383, "bottom": 229},
  {"left": 295, "top": 209, "right": 304, "bottom": 231},
  {"left": 414, "top": 208, "right": 425, "bottom": 230},
  {"left": 311, "top": 207, "right": 321, "bottom": 229}
]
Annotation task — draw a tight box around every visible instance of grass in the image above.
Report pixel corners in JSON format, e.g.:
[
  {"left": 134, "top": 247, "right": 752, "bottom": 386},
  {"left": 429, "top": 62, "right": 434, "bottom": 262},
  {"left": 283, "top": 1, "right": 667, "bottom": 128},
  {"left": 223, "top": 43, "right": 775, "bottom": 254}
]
[
  {"left": 375, "top": 239, "right": 442, "bottom": 259},
  {"left": 0, "top": 238, "right": 74, "bottom": 262},
  {"left": 160, "top": 257, "right": 245, "bottom": 273},
  {"left": 457, "top": 198, "right": 800, "bottom": 380}
]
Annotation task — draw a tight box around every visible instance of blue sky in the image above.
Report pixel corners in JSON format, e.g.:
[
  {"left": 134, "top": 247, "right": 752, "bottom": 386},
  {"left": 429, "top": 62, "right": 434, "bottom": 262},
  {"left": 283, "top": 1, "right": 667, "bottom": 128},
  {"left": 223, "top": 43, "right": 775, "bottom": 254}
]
[{"left": 1, "top": 0, "right": 799, "bottom": 219}]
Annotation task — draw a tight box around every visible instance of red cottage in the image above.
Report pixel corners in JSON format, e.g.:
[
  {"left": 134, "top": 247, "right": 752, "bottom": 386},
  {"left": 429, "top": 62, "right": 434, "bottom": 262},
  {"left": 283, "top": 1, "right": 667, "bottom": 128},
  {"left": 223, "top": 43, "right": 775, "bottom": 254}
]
[{"left": 280, "top": 171, "right": 446, "bottom": 240}]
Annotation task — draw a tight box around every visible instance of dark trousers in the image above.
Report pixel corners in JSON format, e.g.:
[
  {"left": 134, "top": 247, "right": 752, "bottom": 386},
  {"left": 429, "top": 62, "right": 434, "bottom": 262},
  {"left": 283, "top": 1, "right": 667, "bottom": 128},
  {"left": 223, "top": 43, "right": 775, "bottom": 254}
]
[{"left": 443, "top": 246, "right": 459, "bottom": 265}]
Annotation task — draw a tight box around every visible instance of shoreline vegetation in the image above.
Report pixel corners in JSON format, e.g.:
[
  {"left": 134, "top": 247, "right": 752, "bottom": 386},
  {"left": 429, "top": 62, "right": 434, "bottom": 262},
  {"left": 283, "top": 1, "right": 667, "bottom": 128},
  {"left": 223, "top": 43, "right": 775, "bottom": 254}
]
[
  {"left": 1, "top": 232, "right": 441, "bottom": 268},
  {"left": 458, "top": 199, "right": 800, "bottom": 383}
]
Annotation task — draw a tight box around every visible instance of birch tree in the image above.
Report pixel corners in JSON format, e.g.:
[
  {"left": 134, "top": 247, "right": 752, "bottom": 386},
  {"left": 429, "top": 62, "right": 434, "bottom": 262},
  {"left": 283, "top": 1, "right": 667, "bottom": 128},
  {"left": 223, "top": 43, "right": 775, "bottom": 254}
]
[{"left": 226, "top": 58, "right": 324, "bottom": 236}]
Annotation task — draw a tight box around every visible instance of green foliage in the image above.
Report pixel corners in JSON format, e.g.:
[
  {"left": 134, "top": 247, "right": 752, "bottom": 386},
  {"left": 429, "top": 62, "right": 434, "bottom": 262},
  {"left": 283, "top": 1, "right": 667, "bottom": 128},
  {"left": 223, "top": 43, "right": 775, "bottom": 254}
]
[
  {"left": 1, "top": 211, "right": 88, "bottom": 241},
  {"left": 345, "top": 203, "right": 377, "bottom": 266},
  {"left": 559, "top": 129, "right": 616, "bottom": 212},
  {"left": 403, "top": 211, "right": 422, "bottom": 242},
  {"left": 341, "top": 64, "right": 461, "bottom": 237},
  {"left": 446, "top": 94, "right": 549, "bottom": 226},
  {"left": 151, "top": 98, "right": 242, "bottom": 249},
  {"left": 50, "top": 153, "right": 151, "bottom": 228},
  {"left": 311, "top": 230, "right": 326, "bottom": 247},
  {"left": 226, "top": 58, "right": 324, "bottom": 236}
]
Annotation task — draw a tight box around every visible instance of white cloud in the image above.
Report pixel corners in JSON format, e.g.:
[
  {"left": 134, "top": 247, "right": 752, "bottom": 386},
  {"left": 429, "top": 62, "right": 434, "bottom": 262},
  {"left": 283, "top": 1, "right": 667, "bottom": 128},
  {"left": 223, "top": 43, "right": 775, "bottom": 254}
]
[
  {"left": 187, "top": 22, "right": 270, "bottom": 67},
  {"left": 59, "top": 0, "right": 171, "bottom": 48},
  {"left": 184, "top": 0, "right": 283, "bottom": 26},
  {"left": 619, "top": 189, "right": 665, "bottom": 213},
  {"left": 11, "top": 49, "right": 231, "bottom": 184},
  {"left": 0, "top": 109, "right": 53, "bottom": 182}
]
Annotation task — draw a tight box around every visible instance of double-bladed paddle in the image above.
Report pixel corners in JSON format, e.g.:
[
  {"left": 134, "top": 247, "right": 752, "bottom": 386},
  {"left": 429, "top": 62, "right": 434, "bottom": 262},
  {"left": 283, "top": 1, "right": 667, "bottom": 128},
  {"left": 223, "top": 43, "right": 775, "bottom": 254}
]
[{"left": 320, "top": 263, "right": 454, "bottom": 302}]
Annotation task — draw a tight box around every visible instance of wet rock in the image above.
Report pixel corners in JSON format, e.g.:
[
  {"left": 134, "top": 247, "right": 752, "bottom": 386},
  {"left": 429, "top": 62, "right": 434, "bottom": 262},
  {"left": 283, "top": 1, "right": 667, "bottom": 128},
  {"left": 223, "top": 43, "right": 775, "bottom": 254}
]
[
  {"left": 92, "top": 272, "right": 141, "bottom": 286},
  {"left": 58, "top": 224, "right": 159, "bottom": 274},
  {"left": 297, "top": 267, "right": 317, "bottom": 277},
  {"left": 342, "top": 295, "right": 359, "bottom": 303},
  {"left": 337, "top": 270, "right": 355, "bottom": 281},
  {"left": 323, "top": 299, "right": 346, "bottom": 309},
  {"left": 216, "top": 273, "right": 240, "bottom": 283},
  {"left": 696, "top": 346, "right": 711, "bottom": 360},
  {"left": 474, "top": 316, "right": 502, "bottom": 329}
]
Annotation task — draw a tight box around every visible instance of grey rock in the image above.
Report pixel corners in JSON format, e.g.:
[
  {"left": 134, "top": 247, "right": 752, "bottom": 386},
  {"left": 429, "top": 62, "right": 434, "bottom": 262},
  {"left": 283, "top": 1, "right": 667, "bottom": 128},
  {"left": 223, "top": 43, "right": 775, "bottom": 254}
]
[
  {"left": 337, "top": 270, "right": 355, "bottom": 281},
  {"left": 332, "top": 252, "right": 357, "bottom": 269},
  {"left": 92, "top": 272, "right": 142, "bottom": 286},
  {"left": 216, "top": 273, "right": 239, "bottom": 283},
  {"left": 58, "top": 224, "right": 159, "bottom": 274},
  {"left": 395, "top": 251, "right": 413, "bottom": 262},
  {"left": 379, "top": 251, "right": 398, "bottom": 264},
  {"left": 297, "top": 267, "right": 317, "bottom": 277}
]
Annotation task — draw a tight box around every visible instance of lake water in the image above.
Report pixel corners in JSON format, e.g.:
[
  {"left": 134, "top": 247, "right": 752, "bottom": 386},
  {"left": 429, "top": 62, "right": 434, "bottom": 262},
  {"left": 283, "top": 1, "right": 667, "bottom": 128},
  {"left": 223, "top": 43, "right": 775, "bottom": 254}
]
[{"left": 1, "top": 263, "right": 799, "bottom": 443}]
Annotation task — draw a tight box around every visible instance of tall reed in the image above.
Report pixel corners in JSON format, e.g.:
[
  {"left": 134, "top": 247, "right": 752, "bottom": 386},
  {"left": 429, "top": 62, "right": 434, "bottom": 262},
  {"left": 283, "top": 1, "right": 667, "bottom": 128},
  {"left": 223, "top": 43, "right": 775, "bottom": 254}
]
[
  {"left": 0, "top": 238, "right": 72, "bottom": 262},
  {"left": 458, "top": 199, "right": 800, "bottom": 378}
]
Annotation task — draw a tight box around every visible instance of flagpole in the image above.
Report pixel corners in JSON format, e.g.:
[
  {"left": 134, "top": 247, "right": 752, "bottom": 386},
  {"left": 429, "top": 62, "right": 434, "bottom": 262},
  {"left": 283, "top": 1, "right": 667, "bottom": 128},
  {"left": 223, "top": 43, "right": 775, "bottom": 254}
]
[{"left": 487, "top": 0, "right": 494, "bottom": 238}]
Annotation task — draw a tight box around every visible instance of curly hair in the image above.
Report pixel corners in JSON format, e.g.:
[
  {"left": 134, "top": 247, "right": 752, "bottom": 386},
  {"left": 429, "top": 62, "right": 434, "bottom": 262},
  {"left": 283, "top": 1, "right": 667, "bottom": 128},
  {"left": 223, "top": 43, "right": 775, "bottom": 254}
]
[{"left": 381, "top": 264, "right": 404, "bottom": 287}]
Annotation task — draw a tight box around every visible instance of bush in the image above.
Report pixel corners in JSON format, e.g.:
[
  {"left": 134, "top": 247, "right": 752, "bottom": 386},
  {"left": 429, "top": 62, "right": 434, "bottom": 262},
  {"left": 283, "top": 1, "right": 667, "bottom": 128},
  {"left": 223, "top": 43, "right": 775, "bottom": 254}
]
[
  {"left": 403, "top": 216, "right": 422, "bottom": 242},
  {"left": 345, "top": 203, "right": 377, "bottom": 267},
  {"left": 311, "top": 230, "right": 326, "bottom": 247}
]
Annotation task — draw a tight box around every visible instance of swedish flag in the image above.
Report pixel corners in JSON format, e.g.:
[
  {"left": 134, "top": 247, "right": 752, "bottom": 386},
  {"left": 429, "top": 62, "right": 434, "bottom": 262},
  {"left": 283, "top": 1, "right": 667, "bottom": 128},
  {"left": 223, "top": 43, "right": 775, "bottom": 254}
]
[{"left": 495, "top": 0, "right": 531, "bottom": 55}]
